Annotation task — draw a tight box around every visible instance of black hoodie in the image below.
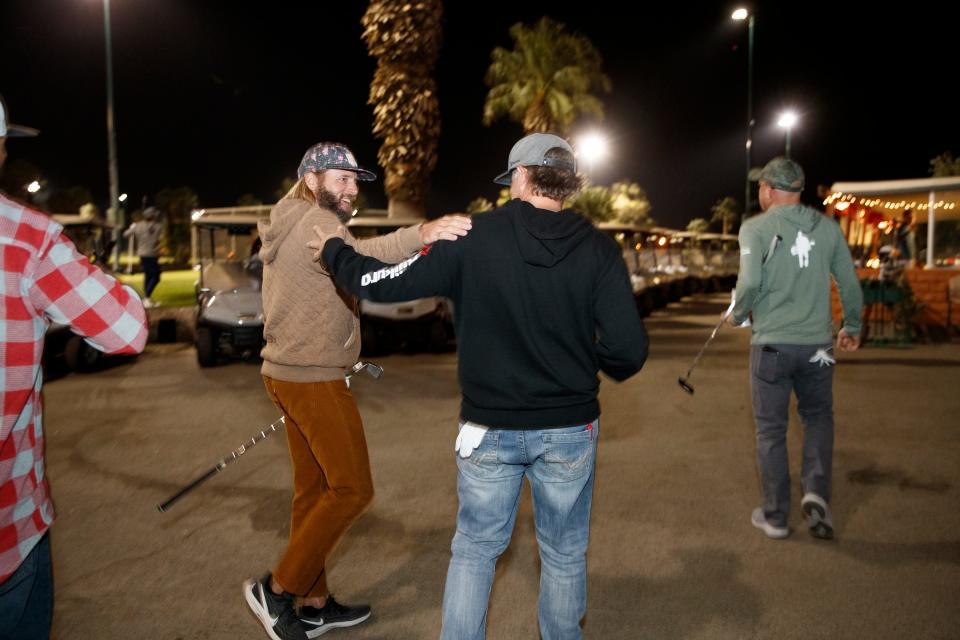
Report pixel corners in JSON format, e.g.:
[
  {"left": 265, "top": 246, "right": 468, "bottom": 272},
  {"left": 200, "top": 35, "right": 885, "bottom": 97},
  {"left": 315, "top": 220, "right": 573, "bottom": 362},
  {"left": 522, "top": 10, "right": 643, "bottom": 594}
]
[{"left": 322, "top": 199, "right": 649, "bottom": 429}]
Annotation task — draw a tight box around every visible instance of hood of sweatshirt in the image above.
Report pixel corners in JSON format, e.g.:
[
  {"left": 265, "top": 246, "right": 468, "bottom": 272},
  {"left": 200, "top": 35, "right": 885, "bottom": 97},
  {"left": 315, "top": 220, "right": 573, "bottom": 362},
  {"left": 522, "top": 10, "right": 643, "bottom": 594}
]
[
  {"left": 770, "top": 203, "right": 823, "bottom": 234},
  {"left": 507, "top": 199, "right": 595, "bottom": 267},
  {"left": 258, "top": 199, "right": 313, "bottom": 265}
]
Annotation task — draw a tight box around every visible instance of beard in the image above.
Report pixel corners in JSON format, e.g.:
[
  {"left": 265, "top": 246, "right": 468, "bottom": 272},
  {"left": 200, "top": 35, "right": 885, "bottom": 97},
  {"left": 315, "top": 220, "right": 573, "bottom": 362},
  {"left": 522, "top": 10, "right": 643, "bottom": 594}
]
[{"left": 316, "top": 187, "right": 355, "bottom": 223}]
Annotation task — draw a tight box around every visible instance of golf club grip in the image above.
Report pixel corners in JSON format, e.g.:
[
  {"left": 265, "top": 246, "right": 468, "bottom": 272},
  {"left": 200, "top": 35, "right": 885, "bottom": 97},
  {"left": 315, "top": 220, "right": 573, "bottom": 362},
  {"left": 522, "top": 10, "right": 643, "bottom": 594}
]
[{"left": 156, "top": 465, "right": 221, "bottom": 513}]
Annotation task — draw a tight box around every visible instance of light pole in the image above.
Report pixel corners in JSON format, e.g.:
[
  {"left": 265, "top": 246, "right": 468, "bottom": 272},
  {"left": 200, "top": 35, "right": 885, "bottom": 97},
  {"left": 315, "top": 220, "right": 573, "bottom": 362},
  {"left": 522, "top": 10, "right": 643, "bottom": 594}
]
[
  {"left": 777, "top": 110, "right": 797, "bottom": 158},
  {"left": 575, "top": 132, "right": 609, "bottom": 183},
  {"left": 103, "top": 0, "right": 121, "bottom": 270},
  {"left": 732, "top": 8, "right": 754, "bottom": 219}
]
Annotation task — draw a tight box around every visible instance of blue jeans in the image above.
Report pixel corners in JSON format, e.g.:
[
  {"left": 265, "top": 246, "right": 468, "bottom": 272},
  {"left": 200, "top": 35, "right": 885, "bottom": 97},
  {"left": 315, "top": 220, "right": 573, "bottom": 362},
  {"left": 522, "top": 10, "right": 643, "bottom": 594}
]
[
  {"left": 140, "top": 256, "right": 160, "bottom": 298},
  {"left": 440, "top": 421, "right": 599, "bottom": 640},
  {"left": 750, "top": 344, "right": 835, "bottom": 527},
  {"left": 0, "top": 533, "right": 53, "bottom": 639}
]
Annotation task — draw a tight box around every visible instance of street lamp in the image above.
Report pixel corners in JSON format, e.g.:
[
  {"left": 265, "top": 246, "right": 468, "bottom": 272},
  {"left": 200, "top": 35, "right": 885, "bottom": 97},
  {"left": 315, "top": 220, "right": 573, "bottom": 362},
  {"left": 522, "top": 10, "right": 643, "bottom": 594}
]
[
  {"left": 777, "top": 110, "right": 798, "bottom": 158},
  {"left": 102, "top": 0, "right": 121, "bottom": 270},
  {"left": 732, "top": 7, "right": 755, "bottom": 218},
  {"left": 575, "top": 132, "right": 609, "bottom": 181}
]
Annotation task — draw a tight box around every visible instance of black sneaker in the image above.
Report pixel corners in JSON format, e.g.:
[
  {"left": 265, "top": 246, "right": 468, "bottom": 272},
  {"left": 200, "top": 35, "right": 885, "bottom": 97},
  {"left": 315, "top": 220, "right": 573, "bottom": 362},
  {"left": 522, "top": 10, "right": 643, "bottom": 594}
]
[
  {"left": 801, "top": 492, "right": 835, "bottom": 540},
  {"left": 243, "top": 573, "right": 309, "bottom": 640},
  {"left": 299, "top": 596, "right": 371, "bottom": 638}
]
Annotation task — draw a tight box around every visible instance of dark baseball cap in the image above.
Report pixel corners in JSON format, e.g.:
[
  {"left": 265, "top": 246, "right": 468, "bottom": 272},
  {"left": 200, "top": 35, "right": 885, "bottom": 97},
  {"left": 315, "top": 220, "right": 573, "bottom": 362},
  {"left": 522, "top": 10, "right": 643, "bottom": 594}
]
[
  {"left": 0, "top": 95, "right": 39, "bottom": 138},
  {"left": 758, "top": 157, "right": 805, "bottom": 192},
  {"left": 493, "top": 133, "right": 576, "bottom": 185},
  {"left": 297, "top": 142, "right": 376, "bottom": 181}
]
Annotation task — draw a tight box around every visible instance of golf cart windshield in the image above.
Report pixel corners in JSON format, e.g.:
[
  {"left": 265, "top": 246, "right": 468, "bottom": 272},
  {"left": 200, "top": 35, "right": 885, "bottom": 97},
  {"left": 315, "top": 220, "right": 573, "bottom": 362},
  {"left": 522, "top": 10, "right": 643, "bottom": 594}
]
[
  {"left": 53, "top": 212, "right": 115, "bottom": 266},
  {"left": 191, "top": 210, "right": 268, "bottom": 293}
]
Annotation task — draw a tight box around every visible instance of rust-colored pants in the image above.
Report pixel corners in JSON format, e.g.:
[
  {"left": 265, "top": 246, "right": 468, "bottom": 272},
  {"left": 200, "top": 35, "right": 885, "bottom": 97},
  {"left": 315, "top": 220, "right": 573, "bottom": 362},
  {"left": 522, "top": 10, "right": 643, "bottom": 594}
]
[{"left": 262, "top": 376, "right": 374, "bottom": 598}]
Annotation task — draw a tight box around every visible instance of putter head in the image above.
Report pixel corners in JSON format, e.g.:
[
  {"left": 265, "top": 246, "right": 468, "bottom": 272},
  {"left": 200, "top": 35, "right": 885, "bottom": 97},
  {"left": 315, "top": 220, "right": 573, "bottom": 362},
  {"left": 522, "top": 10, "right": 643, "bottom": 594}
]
[
  {"left": 678, "top": 377, "right": 695, "bottom": 395},
  {"left": 361, "top": 362, "right": 384, "bottom": 379}
]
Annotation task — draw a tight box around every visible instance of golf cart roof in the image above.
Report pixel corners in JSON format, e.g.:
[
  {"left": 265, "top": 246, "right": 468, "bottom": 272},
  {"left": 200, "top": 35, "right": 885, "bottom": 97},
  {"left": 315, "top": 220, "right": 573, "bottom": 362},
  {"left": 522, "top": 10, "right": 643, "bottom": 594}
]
[
  {"left": 596, "top": 221, "right": 651, "bottom": 233},
  {"left": 347, "top": 215, "right": 426, "bottom": 229},
  {"left": 649, "top": 226, "right": 684, "bottom": 236},
  {"left": 52, "top": 211, "right": 113, "bottom": 228},
  {"left": 696, "top": 232, "right": 738, "bottom": 242},
  {"left": 191, "top": 207, "right": 270, "bottom": 228}
]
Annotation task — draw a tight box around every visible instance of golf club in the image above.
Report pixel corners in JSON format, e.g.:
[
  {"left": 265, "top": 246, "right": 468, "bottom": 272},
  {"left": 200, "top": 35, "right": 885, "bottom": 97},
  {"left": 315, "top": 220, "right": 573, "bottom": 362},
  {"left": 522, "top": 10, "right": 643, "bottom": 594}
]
[
  {"left": 678, "top": 311, "right": 729, "bottom": 395},
  {"left": 679, "top": 233, "right": 781, "bottom": 394},
  {"left": 157, "top": 361, "right": 383, "bottom": 512}
]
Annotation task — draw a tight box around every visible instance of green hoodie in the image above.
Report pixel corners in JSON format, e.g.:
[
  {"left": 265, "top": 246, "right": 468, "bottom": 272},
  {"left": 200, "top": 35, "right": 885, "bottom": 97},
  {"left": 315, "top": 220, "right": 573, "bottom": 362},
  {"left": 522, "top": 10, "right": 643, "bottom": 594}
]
[{"left": 732, "top": 204, "right": 863, "bottom": 345}]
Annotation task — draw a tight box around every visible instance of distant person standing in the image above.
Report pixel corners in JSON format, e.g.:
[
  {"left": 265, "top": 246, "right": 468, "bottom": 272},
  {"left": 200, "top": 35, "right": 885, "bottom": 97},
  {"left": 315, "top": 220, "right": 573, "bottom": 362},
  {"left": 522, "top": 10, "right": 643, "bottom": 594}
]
[
  {"left": 123, "top": 206, "right": 163, "bottom": 307},
  {"left": 731, "top": 157, "right": 863, "bottom": 541},
  {"left": 896, "top": 208, "right": 916, "bottom": 266}
]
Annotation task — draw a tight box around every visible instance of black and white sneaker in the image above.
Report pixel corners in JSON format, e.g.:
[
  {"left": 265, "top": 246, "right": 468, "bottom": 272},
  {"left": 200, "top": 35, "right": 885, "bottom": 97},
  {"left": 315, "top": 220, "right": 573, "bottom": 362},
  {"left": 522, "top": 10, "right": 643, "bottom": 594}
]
[
  {"left": 243, "top": 573, "right": 308, "bottom": 640},
  {"left": 299, "top": 596, "right": 371, "bottom": 638}
]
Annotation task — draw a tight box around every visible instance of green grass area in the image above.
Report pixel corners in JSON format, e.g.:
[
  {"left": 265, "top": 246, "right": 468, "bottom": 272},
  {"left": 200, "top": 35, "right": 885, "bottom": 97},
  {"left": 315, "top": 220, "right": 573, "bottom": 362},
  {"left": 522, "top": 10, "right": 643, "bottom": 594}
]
[
  {"left": 118, "top": 254, "right": 178, "bottom": 269},
  {"left": 119, "top": 269, "right": 197, "bottom": 308}
]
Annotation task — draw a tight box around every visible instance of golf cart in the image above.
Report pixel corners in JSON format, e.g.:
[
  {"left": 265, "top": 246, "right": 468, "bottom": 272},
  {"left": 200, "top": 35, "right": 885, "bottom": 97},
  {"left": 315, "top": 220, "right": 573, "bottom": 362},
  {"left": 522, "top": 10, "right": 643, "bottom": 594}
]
[
  {"left": 191, "top": 207, "right": 270, "bottom": 367},
  {"left": 347, "top": 211, "right": 454, "bottom": 354},
  {"left": 44, "top": 212, "right": 125, "bottom": 372}
]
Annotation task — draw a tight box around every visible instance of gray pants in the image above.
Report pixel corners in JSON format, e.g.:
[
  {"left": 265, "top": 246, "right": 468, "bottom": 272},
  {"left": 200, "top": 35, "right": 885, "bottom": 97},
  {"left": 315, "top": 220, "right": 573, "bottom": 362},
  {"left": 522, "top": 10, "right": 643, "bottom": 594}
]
[{"left": 750, "top": 343, "right": 834, "bottom": 527}]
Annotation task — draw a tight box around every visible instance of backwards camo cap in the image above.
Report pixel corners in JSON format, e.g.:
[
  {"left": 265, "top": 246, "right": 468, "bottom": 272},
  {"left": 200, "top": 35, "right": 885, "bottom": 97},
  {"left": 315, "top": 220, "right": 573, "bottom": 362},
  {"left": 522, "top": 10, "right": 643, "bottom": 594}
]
[
  {"left": 297, "top": 142, "right": 377, "bottom": 182},
  {"left": 758, "top": 157, "right": 805, "bottom": 192}
]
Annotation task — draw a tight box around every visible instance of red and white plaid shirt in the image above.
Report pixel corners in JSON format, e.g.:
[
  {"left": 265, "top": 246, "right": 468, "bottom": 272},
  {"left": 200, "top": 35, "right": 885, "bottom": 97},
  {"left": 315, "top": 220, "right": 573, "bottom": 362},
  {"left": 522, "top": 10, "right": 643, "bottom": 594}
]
[{"left": 1, "top": 194, "right": 147, "bottom": 581}]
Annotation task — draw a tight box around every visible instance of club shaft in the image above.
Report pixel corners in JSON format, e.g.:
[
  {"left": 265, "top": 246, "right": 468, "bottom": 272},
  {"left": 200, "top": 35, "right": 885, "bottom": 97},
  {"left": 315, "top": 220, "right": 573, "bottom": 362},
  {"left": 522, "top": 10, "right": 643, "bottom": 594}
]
[
  {"left": 157, "top": 465, "right": 222, "bottom": 512},
  {"left": 156, "top": 417, "right": 285, "bottom": 513},
  {"left": 684, "top": 315, "right": 728, "bottom": 380}
]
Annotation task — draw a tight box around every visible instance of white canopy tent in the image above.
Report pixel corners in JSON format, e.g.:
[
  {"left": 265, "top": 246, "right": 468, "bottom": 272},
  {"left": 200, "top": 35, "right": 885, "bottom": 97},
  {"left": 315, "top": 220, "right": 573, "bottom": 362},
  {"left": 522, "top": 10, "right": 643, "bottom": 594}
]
[{"left": 826, "top": 176, "right": 960, "bottom": 267}]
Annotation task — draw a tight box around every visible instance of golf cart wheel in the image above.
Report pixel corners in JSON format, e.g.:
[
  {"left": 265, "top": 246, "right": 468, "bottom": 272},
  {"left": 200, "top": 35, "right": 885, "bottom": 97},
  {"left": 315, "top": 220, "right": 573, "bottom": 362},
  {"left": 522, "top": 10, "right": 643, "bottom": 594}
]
[
  {"left": 360, "top": 321, "right": 382, "bottom": 357},
  {"left": 64, "top": 335, "right": 101, "bottom": 372},
  {"left": 196, "top": 326, "right": 219, "bottom": 367},
  {"left": 428, "top": 318, "right": 448, "bottom": 352},
  {"left": 636, "top": 292, "right": 654, "bottom": 317}
]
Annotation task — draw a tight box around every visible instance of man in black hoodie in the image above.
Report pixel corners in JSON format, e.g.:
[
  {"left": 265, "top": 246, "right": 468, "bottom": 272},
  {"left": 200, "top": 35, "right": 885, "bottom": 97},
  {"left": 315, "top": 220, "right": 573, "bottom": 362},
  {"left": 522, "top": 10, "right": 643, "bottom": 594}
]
[{"left": 312, "top": 133, "right": 648, "bottom": 640}]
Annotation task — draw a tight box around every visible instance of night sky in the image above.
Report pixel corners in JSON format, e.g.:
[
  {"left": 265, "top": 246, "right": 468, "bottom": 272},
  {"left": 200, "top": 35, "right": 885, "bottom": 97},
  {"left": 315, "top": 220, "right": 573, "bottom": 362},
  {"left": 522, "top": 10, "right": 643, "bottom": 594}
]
[{"left": 2, "top": 1, "right": 956, "bottom": 228}]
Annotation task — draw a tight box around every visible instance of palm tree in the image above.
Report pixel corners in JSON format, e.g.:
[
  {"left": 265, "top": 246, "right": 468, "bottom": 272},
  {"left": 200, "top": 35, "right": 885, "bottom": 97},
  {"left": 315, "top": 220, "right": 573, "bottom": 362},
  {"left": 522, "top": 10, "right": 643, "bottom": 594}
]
[
  {"left": 610, "top": 181, "right": 653, "bottom": 227},
  {"left": 929, "top": 151, "right": 960, "bottom": 177},
  {"left": 711, "top": 196, "right": 739, "bottom": 235},
  {"left": 362, "top": 0, "right": 443, "bottom": 218},
  {"left": 483, "top": 17, "right": 611, "bottom": 135}
]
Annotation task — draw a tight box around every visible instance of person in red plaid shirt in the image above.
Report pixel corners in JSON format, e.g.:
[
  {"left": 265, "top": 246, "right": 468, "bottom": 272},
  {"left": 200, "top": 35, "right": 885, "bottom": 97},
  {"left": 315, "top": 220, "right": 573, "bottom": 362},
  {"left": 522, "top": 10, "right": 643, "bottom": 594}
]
[{"left": 0, "top": 95, "right": 148, "bottom": 637}]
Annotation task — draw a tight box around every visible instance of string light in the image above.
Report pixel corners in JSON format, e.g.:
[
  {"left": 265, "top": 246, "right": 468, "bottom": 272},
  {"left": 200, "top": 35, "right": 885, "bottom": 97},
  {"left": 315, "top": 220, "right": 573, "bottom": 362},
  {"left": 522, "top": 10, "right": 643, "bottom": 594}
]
[{"left": 827, "top": 191, "right": 958, "bottom": 211}]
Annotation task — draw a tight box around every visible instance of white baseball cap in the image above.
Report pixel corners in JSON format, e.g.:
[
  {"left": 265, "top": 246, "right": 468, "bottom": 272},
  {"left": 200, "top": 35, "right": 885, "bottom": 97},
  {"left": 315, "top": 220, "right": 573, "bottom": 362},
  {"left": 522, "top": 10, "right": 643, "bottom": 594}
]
[{"left": 0, "top": 95, "right": 39, "bottom": 138}]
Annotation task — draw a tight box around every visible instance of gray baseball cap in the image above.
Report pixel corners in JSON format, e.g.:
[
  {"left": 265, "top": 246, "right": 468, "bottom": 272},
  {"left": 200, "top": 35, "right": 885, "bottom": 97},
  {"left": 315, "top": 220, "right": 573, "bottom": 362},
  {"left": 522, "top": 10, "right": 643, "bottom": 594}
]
[
  {"left": 758, "top": 157, "right": 805, "bottom": 192},
  {"left": 0, "top": 95, "right": 39, "bottom": 138},
  {"left": 493, "top": 133, "right": 576, "bottom": 185}
]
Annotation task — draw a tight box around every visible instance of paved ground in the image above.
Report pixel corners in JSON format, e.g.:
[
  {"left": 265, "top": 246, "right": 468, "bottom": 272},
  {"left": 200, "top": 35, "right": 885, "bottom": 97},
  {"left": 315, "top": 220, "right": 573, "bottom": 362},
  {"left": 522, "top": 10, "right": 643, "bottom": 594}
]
[{"left": 40, "top": 294, "right": 960, "bottom": 639}]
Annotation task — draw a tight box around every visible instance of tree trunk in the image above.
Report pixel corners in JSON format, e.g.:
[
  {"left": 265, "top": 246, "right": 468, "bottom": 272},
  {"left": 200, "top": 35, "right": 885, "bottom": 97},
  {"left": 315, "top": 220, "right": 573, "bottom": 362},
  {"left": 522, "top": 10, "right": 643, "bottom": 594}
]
[{"left": 388, "top": 199, "right": 426, "bottom": 219}]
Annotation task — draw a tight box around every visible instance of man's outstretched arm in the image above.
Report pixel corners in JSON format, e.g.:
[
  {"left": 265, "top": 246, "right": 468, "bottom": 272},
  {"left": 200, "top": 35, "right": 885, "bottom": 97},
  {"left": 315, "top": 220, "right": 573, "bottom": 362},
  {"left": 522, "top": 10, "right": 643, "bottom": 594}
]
[{"left": 317, "top": 234, "right": 460, "bottom": 303}]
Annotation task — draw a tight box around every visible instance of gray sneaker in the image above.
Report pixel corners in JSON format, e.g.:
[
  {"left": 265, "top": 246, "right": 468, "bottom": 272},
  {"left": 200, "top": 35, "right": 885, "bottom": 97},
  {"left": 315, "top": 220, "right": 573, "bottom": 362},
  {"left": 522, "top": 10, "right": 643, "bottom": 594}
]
[
  {"left": 751, "top": 507, "right": 790, "bottom": 539},
  {"left": 801, "top": 493, "right": 834, "bottom": 540}
]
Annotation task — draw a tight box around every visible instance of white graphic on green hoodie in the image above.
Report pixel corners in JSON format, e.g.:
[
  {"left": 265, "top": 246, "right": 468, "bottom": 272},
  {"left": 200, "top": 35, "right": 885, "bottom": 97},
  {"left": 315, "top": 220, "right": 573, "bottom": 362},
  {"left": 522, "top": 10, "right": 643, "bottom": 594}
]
[{"left": 790, "top": 230, "right": 815, "bottom": 268}]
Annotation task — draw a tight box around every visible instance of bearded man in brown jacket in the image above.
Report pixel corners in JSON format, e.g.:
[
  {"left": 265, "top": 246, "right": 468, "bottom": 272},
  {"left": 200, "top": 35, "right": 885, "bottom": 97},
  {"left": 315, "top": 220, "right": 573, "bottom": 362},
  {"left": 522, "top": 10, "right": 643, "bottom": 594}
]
[{"left": 243, "top": 141, "right": 471, "bottom": 640}]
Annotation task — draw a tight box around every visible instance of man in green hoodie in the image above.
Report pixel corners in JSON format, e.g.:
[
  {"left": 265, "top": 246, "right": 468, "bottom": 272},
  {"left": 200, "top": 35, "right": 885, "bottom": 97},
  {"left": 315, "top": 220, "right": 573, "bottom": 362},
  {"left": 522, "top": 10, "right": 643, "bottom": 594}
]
[{"left": 731, "top": 157, "right": 863, "bottom": 541}]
